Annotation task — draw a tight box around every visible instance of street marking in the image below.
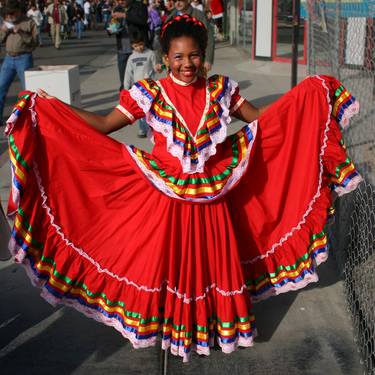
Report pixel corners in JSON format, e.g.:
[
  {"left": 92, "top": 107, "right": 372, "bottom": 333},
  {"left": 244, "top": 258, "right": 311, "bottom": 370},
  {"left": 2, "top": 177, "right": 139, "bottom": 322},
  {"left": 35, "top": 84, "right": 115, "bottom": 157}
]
[{"left": 0, "top": 308, "right": 64, "bottom": 358}]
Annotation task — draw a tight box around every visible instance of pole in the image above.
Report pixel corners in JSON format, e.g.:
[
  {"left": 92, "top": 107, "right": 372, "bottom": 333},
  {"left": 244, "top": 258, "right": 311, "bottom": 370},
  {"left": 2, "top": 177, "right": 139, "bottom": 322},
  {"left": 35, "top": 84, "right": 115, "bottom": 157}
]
[
  {"left": 160, "top": 348, "right": 168, "bottom": 375},
  {"left": 291, "top": 0, "right": 301, "bottom": 87}
]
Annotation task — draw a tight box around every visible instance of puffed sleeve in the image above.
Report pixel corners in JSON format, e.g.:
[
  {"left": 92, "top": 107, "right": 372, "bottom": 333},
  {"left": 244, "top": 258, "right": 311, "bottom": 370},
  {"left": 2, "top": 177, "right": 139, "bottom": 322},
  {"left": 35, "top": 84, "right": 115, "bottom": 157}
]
[
  {"left": 115, "top": 89, "right": 146, "bottom": 124},
  {"left": 115, "top": 79, "right": 159, "bottom": 123}
]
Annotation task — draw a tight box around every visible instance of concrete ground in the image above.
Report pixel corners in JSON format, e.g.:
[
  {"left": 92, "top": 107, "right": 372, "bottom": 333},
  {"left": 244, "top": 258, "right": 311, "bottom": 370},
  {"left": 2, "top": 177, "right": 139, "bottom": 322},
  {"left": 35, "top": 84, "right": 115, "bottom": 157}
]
[{"left": 0, "top": 31, "right": 364, "bottom": 375}]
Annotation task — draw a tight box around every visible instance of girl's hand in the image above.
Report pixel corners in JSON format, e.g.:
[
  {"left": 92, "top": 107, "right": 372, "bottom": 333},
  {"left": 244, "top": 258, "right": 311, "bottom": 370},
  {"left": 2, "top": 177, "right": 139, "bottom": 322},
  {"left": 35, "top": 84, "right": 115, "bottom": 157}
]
[{"left": 37, "top": 89, "right": 55, "bottom": 99}]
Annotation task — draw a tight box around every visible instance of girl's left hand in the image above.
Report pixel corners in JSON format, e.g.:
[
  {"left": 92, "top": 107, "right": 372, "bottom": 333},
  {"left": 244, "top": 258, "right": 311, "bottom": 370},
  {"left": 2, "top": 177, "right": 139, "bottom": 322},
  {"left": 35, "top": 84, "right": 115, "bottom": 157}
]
[{"left": 37, "top": 89, "right": 55, "bottom": 99}]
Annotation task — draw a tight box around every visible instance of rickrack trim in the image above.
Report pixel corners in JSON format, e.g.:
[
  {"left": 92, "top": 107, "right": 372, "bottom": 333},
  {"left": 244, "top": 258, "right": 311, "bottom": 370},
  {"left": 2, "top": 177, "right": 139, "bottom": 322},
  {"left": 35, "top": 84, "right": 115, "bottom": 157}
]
[{"left": 241, "top": 75, "right": 362, "bottom": 265}]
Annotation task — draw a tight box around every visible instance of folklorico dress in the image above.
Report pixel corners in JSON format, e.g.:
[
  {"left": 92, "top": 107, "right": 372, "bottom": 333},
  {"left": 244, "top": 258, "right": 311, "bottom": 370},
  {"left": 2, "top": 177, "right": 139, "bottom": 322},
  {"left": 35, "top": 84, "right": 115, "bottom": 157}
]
[{"left": 6, "top": 73, "right": 362, "bottom": 361}]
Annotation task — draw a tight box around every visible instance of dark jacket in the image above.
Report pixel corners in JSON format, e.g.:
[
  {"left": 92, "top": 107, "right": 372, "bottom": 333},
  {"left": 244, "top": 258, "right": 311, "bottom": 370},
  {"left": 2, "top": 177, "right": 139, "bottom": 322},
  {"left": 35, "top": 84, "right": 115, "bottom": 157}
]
[{"left": 126, "top": 0, "right": 149, "bottom": 46}]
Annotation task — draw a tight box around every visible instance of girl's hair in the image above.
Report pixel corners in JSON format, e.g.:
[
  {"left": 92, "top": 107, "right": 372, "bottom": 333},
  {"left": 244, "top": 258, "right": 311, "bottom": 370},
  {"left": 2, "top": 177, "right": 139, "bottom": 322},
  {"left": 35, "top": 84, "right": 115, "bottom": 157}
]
[{"left": 161, "top": 15, "right": 208, "bottom": 59}]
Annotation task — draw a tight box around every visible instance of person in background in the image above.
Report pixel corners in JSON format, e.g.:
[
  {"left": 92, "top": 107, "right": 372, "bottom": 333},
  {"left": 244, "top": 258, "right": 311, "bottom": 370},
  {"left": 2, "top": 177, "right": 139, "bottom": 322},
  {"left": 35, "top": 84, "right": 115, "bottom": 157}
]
[
  {"left": 27, "top": 1, "right": 43, "bottom": 46},
  {"left": 0, "top": 0, "right": 37, "bottom": 124},
  {"left": 190, "top": 0, "right": 203, "bottom": 11},
  {"left": 148, "top": 0, "right": 162, "bottom": 51},
  {"left": 72, "top": 1, "right": 84, "bottom": 39},
  {"left": 64, "top": 0, "right": 74, "bottom": 38},
  {"left": 110, "top": 0, "right": 149, "bottom": 90},
  {"left": 161, "top": 0, "right": 174, "bottom": 21},
  {"left": 90, "top": 0, "right": 97, "bottom": 30},
  {"left": 101, "top": 0, "right": 111, "bottom": 29},
  {"left": 123, "top": 30, "right": 156, "bottom": 137},
  {"left": 83, "top": 0, "right": 91, "bottom": 29},
  {"left": 46, "top": 0, "right": 67, "bottom": 49},
  {"left": 208, "top": 0, "right": 223, "bottom": 40}
]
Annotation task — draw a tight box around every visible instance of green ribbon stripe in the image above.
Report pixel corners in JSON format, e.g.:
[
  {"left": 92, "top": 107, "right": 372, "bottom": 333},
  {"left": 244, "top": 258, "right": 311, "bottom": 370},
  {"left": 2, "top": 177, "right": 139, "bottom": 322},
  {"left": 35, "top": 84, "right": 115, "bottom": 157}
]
[
  {"left": 17, "top": 208, "right": 44, "bottom": 249},
  {"left": 9, "top": 135, "right": 30, "bottom": 171},
  {"left": 33, "top": 251, "right": 255, "bottom": 332},
  {"left": 333, "top": 157, "right": 352, "bottom": 178},
  {"left": 247, "top": 230, "right": 327, "bottom": 287},
  {"left": 144, "top": 138, "right": 241, "bottom": 187},
  {"left": 30, "top": 252, "right": 167, "bottom": 325},
  {"left": 334, "top": 85, "right": 345, "bottom": 97}
]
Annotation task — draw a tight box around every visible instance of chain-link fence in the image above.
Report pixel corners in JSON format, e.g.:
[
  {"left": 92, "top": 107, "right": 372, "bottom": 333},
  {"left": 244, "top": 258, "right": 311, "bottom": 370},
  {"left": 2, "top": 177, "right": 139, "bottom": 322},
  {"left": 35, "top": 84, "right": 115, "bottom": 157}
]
[{"left": 306, "top": 1, "right": 375, "bottom": 374}]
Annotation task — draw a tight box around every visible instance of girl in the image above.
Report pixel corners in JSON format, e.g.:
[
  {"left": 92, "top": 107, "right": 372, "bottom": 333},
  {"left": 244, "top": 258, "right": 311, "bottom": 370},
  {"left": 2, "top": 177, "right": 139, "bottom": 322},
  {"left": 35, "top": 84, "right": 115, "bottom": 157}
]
[{"left": 6, "top": 15, "right": 361, "bottom": 361}]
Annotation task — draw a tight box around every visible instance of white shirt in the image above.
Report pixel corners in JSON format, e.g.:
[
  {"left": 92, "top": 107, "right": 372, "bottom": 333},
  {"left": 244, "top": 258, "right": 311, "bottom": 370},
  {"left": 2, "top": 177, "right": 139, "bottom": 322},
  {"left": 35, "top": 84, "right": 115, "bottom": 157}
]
[
  {"left": 84, "top": 1, "right": 91, "bottom": 15},
  {"left": 27, "top": 9, "right": 43, "bottom": 26}
]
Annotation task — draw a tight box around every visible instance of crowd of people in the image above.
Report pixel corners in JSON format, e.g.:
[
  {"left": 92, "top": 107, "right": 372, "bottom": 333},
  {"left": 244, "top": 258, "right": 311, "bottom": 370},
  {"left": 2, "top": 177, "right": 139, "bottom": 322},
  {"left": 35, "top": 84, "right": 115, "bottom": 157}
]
[
  {"left": 0, "top": 0, "right": 224, "bottom": 133},
  {"left": 0, "top": 0, "right": 224, "bottom": 46}
]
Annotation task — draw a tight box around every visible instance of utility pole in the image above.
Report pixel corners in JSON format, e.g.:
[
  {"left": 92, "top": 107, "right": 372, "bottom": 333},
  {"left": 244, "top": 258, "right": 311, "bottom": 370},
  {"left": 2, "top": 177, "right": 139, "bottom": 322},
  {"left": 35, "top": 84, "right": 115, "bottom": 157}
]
[{"left": 291, "top": 0, "right": 301, "bottom": 87}]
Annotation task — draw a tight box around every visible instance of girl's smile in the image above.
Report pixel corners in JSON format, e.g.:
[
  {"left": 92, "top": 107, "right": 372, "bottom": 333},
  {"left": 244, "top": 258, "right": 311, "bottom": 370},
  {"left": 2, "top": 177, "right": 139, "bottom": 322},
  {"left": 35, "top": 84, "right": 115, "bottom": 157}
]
[{"left": 164, "top": 36, "right": 203, "bottom": 84}]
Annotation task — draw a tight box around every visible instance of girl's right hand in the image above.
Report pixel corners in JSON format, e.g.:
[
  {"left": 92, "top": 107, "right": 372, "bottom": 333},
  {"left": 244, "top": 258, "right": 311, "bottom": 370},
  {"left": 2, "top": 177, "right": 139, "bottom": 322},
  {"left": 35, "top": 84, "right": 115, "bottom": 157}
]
[{"left": 37, "top": 89, "right": 55, "bottom": 99}]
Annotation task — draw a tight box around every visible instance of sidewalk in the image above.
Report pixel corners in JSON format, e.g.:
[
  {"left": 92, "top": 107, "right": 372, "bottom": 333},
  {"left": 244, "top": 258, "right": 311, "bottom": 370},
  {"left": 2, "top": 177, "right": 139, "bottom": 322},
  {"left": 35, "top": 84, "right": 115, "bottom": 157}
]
[{"left": 0, "top": 42, "right": 364, "bottom": 375}]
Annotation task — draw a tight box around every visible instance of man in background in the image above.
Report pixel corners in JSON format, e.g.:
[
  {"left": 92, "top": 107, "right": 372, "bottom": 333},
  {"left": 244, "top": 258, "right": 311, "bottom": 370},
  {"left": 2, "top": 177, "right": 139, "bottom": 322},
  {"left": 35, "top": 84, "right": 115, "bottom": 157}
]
[
  {"left": 0, "top": 0, "right": 37, "bottom": 125},
  {"left": 46, "top": 0, "right": 67, "bottom": 49}
]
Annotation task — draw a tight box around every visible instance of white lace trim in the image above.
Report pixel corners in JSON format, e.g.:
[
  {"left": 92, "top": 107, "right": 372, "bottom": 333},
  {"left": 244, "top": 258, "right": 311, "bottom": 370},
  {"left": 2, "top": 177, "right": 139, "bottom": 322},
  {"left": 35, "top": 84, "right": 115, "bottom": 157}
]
[
  {"left": 241, "top": 75, "right": 362, "bottom": 265},
  {"left": 125, "top": 120, "right": 257, "bottom": 203},
  {"left": 129, "top": 77, "right": 239, "bottom": 174},
  {"left": 29, "top": 161, "right": 251, "bottom": 302},
  {"left": 334, "top": 174, "right": 363, "bottom": 196},
  {"left": 14, "top": 258, "right": 256, "bottom": 363},
  {"left": 2, "top": 93, "right": 252, "bottom": 303},
  {"left": 339, "top": 96, "right": 360, "bottom": 129}
]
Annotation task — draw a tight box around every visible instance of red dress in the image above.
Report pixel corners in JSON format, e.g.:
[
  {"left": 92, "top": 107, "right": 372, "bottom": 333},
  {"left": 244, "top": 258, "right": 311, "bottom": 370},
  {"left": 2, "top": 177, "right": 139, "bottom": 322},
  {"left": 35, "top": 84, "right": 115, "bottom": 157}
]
[{"left": 5, "top": 74, "right": 362, "bottom": 361}]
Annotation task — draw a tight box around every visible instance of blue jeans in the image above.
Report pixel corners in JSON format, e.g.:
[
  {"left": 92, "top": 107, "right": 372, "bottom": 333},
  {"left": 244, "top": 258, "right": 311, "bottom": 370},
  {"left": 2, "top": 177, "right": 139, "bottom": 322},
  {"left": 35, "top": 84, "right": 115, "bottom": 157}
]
[
  {"left": 0, "top": 53, "right": 33, "bottom": 121},
  {"left": 76, "top": 20, "right": 83, "bottom": 39}
]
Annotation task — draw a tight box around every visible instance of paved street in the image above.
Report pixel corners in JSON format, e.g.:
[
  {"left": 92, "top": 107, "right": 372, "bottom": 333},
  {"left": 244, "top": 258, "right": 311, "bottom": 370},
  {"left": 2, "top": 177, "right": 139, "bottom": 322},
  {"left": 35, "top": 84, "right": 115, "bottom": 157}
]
[
  {"left": 0, "top": 28, "right": 117, "bottom": 156},
  {"left": 0, "top": 30, "right": 365, "bottom": 375}
]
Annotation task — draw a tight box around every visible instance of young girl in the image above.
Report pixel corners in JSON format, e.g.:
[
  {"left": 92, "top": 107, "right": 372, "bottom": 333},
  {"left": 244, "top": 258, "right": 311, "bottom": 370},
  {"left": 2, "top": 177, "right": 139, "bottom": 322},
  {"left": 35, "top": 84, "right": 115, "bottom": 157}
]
[{"left": 6, "top": 15, "right": 362, "bottom": 362}]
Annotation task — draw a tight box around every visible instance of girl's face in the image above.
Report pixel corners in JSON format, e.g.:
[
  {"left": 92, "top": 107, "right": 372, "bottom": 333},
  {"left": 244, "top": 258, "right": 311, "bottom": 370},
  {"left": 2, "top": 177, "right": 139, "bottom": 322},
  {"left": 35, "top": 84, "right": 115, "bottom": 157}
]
[{"left": 164, "top": 36, "right": 203, "bottom": 83}]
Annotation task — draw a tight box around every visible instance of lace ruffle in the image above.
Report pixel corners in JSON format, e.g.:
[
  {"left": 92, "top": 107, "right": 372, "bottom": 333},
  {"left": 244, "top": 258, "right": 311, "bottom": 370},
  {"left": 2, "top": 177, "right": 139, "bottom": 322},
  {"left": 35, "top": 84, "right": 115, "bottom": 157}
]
[{"left": 129, "top": 77, "right": 240, "bottom": 174}]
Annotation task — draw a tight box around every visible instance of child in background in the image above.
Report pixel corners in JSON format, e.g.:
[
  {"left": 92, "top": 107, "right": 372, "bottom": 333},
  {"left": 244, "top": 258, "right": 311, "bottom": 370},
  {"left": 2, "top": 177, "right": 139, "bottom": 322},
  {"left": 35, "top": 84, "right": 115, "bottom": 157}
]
[{"left": 123, "top": 31, "right": 156, "bottom": 137}]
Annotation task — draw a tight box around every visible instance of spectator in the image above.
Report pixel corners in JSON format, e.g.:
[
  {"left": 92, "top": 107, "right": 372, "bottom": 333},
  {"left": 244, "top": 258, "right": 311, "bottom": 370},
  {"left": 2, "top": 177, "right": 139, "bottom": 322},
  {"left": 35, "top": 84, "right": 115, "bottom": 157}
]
[
  {"left": 109, "top": 0, "right": 132, "bottom": 90},
  {"left": 46, "top": 0, "right": 67, "bottom": 49},
  {"left": 72, "top": 1, "right": 84, "bottom": 39},
  {"left": 148, "top": 0, "right": 162, "bottom": 50},
  {"left": 83, "top": 0, "right": 91, "bottom": 29},
  {"left": 64, "top": 0, "right": 74, "bottom": 38},
  {"left": 101, "top": 0, "right": 111, "bottom": 28},
  {"left": 191, "top": 0, "right": 203, "bottom": 11},
  {"left": 27, "top": 1, "right": 43, "bottom": 46},
  {"left": 0, "top": 0, "right": 37, "bottom": 124},
  {"left": 113, "top": 0, "right": 149, "bottom": 46},
  {"left": 123, "top": 30, "right": 156, "bottom": 137}
]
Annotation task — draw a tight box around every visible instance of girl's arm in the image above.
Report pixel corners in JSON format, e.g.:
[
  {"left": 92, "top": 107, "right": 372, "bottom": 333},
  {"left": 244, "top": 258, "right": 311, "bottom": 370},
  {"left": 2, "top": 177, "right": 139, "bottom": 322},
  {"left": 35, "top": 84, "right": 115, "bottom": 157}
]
[
  {"left": 232, "top": 100, "right": 270, "bottom": 123},
  {"left": 70, "top": 106, "right": 131, "bottom": 134},
  {"left": 38, "top": 89, "right": 131, "bottom": 134}
]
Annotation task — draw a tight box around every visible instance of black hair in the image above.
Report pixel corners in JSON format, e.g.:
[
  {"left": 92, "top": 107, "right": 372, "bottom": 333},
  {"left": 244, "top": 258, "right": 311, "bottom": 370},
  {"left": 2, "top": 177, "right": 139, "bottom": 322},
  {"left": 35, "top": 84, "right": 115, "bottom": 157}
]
[
  {"left": 161, "top": 15, "right": 208, "bottom": 59},
  {"left": 130, "top": 30, "right": 145, "bottom": 45}
]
